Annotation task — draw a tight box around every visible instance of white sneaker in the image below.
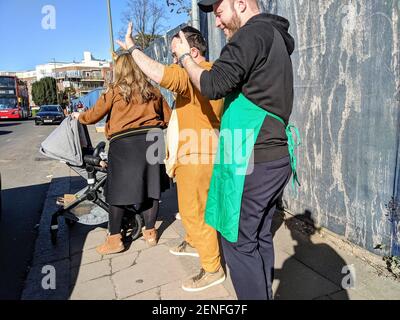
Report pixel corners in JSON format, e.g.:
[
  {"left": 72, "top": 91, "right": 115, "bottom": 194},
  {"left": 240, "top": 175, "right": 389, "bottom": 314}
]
[
  {"left": 182, "top": 267, "right": 226, "bottom": 292},
  {"left": 169, "top": 241, "right": 199, "bottom": 257}
]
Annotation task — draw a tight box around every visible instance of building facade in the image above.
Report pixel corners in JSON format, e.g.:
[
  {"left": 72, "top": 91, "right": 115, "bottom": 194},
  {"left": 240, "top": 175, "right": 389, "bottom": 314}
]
[{"left": 15, "top": 51, "right": 112, "bottom": 106}]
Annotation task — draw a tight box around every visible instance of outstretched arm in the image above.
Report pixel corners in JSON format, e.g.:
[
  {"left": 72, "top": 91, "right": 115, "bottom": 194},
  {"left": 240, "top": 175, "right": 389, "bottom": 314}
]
[
  {"left": 73, "top": 90, "right": 114, "bottom": 125},
  {"left": 116, "top": 22, "right": 165, "bottom": 84},
  {"left": 176, "top": 29, "right": 260, "bottom": 100}
]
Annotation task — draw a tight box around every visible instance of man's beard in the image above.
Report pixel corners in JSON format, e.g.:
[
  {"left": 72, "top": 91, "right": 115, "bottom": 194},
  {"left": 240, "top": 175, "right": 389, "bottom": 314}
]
[{"left": 225, "top": 11, "right": 241, "bottom": 41}]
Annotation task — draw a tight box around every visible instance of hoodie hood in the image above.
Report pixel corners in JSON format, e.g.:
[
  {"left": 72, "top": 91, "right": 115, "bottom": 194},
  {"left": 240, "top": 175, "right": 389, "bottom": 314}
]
[{"left": 247, "top": 13, "right": 295, "bottom": 55}]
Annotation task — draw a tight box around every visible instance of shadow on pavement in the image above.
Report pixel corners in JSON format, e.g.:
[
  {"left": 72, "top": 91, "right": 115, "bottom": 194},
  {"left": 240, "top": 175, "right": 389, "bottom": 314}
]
[
  {"left": 0, "top": 122, "right": 22, "bottom": 128},
  {"left": 0, "top": 131, "right": 12, "bottom": 136},
  {"left": 0, "top": 182, "right": 50, "bottom": 299},
  {"left": 274, "top": 210, "right": 350, "bottom": 300}
]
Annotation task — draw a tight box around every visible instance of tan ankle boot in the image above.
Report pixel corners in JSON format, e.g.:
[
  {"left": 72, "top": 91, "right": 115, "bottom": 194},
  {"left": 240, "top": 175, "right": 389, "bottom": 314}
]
[
  {"left": 142, "top": 227, "right": 158, "bottom": 247},
  {"left": 96, "top": 234, "right": 124, "bottom": 255}
]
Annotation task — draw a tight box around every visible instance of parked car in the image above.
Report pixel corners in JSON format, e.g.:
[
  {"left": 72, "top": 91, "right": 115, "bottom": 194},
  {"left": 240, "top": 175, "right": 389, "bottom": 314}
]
[{"left": 35, "top": 105, "right": 65, "bottom": 125}]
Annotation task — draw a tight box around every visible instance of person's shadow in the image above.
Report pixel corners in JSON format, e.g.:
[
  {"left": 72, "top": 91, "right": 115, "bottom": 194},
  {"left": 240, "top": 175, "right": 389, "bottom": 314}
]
[{"left": 273, "top": 210, "right": 350, "bottom": 300}]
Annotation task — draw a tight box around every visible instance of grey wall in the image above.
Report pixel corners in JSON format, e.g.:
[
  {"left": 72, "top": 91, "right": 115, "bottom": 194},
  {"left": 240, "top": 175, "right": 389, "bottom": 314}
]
[{"left": 201, "top": 0, "right": 400, "bottom": 256}]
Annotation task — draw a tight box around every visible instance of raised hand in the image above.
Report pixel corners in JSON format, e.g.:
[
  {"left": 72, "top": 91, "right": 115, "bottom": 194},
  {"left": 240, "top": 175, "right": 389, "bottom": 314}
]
[
  {"left": 175, "top": 31, "right": 191, "bottom": 60},
  {"left": 116, "top": 21, "right": 135, "bottom": 50}
]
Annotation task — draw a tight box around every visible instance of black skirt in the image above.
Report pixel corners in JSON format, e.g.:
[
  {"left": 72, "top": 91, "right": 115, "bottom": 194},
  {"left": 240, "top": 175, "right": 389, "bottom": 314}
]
[{"left": 105, "top": 130, "right": 170, "bottom": 206}]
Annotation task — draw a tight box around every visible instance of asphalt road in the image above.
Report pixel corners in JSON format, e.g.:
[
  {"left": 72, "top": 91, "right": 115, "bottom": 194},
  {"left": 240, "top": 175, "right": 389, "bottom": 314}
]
[{"left": 0, "top": 119, "right": 60, "bottom": 299}]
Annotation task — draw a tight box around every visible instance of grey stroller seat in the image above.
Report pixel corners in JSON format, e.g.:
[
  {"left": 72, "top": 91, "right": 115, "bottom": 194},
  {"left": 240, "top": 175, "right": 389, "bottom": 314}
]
[{"left": 40, "top": 117, "right": 144, "bottom": 245}]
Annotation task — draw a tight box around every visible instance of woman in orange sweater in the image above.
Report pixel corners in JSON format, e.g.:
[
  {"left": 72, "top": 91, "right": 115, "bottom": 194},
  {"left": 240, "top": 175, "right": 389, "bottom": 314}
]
[{"left": 73, "top": 51, "right": 171, "bottom": 255}]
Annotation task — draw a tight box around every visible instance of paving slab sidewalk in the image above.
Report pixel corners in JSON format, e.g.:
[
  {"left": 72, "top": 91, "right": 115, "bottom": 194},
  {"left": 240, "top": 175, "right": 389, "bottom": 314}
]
[{"left": 22, "top": 127, "right": 400, "bottom": 300}]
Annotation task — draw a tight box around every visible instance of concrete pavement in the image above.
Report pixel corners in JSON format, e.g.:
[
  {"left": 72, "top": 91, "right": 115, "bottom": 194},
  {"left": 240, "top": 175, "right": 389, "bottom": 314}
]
[{"left": 22, "top": 126, "right": 400, "bottom": 300}]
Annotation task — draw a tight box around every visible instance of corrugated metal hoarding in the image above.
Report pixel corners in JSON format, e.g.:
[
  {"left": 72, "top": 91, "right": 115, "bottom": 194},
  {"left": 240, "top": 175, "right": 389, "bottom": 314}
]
[{"left": 199, "top": 0, "right": 400, "bottom": 256}]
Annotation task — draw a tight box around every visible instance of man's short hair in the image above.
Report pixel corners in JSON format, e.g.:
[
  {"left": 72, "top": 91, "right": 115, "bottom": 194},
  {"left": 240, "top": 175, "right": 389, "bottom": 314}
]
[{"left": 173, "top": 26, "right": 207, "bottom": 56}]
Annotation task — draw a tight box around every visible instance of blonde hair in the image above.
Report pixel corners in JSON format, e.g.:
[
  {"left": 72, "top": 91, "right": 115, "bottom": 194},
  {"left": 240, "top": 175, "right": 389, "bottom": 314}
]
[{"left": 105, "top": 53, "right": 156, "bottom": 104}]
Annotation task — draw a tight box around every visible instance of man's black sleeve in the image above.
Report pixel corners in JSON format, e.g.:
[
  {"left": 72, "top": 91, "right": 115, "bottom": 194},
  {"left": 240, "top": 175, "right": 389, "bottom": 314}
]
[{"left": 200, "top": 27, "right": 269, "bottom": 100}]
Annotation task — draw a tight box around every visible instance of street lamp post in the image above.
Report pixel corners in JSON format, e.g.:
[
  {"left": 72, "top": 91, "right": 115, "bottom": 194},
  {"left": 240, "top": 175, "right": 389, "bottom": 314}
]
[
  {"left": 191, "top": 0, "right": 200, "bottom": 29},
  {"left": 53, "top": 58, "right": 60, "bottom": 105},
  {"left": 107, "top": 0, "right": 115, "bottom": 58}
]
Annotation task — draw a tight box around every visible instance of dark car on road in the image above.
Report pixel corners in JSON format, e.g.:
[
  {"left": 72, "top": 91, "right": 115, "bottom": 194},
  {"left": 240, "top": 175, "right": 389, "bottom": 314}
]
[{"left": 35, "top": 105, "right": 65, "bottom": 125}]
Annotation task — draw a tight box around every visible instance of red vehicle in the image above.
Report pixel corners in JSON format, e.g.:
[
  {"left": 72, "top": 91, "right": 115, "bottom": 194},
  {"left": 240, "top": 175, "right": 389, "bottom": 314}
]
[{"left": 0, "top": 75, "right": 30, "bottom": 120}]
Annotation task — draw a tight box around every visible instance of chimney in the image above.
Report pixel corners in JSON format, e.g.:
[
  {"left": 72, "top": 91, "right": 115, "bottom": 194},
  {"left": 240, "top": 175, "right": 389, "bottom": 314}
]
[{"left": 83, "top": 51, "right": 93, "bottom": 62}]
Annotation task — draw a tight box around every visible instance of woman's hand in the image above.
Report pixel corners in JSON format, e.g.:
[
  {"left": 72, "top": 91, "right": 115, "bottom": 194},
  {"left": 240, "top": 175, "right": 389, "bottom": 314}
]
[
  {"left": 99, "top": 161, "right": 108, "bottom": 169},
  {"left": 72, "top": 112, "right": 81, "bottom": 120}
]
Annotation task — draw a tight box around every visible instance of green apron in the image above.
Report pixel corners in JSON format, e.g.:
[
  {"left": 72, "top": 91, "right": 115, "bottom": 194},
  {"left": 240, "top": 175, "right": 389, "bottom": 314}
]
[{"left": 205, "top": 92, "right": 301, "bottom": 243}]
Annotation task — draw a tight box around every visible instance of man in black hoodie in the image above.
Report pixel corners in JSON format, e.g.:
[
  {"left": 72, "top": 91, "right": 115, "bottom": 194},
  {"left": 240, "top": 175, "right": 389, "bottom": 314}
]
[{"left": 174, "top": 0, "right": 299, "bottom": 300}]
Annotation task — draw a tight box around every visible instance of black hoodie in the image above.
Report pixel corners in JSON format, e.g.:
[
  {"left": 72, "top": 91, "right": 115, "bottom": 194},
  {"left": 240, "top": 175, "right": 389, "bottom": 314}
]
[{"left": 200, "top": 13, "right": 296, "bottom": 163}]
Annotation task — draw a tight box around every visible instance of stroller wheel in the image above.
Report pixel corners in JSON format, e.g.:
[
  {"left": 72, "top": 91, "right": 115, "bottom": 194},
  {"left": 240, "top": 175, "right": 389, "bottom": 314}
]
[{"left": 121, "top": 214, "right": 143, "bottom": 242}]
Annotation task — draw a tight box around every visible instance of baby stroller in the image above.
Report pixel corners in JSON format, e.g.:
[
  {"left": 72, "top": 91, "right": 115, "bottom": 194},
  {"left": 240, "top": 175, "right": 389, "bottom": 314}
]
[{"left": 40, "top": 117, "right": 144, "bottom": 245}]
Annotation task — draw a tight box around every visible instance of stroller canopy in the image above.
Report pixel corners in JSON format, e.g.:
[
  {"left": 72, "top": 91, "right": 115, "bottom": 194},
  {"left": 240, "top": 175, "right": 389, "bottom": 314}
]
[{"left": 40, "top": 116, "right": 91, "bottom": 166}]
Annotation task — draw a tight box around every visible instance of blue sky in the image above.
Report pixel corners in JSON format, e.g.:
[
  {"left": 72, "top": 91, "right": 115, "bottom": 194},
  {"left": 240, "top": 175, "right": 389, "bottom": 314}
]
[{"left": 0, "top": 0, "right": 189, "bottom": 71}]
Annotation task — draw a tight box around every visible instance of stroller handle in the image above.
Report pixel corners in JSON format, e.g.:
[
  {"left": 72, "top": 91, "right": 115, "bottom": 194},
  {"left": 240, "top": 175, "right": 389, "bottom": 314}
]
[{"left": 93, "top": 142, "right": 106, "bottom": 157}]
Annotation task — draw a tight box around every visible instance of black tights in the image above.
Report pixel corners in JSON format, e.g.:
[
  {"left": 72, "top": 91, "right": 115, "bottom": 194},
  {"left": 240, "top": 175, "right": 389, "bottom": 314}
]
[
  {"left": 142, "top": 199, "right": 159, "bottom": 230},
  {"left": 108, "top": 199, "right": 159, "bottom": 235},
  {"left": 108, "top": 205, "right": 125, "bottom": 235}
]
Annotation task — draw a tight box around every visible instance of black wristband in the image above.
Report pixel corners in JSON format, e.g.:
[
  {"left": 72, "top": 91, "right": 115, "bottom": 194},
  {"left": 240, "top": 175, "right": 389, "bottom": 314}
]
[
  {"left": 178, "top": 53, "right": 191, "bottom": 65},
  {"left": 128, "top": 44, "right": 142, "bottom": 54}
]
